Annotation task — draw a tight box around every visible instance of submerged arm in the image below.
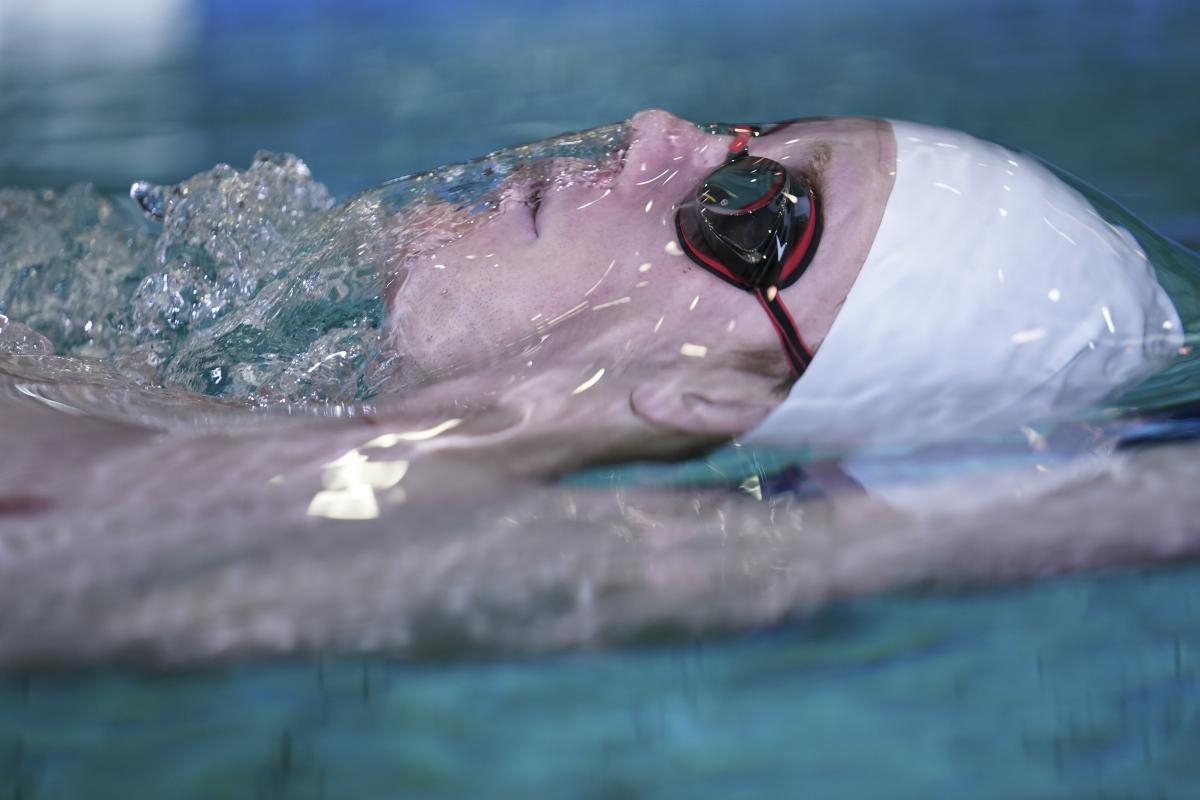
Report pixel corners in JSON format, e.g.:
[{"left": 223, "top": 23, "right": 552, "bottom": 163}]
[{"left": 2, "top": 393, "right": 1198, "bottom": 668}]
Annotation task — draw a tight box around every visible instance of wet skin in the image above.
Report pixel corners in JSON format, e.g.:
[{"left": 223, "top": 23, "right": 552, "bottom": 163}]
[
  {"left": 4, "top": 110, "right": 1200, "bottom": 666},
  {"left": 0, "top": 109, "right": 902, "bottom": 493},
  {"left": 390, "top": 111, "right": 895, "bottom": 370},
  {"left": 5, "top": 374, "right": 1200, "bottom": 667},
  {"left": 384, "top": 111, "right": 895, "bottom": 453}
]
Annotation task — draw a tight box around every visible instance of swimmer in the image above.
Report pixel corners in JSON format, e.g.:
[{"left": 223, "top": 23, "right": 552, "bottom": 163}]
[
  {"left": 2, "top": 109, "right": 1199, "bottom": 665},
  {"left": 371, "top": 109, "right": 1187, "bottom": 485}
]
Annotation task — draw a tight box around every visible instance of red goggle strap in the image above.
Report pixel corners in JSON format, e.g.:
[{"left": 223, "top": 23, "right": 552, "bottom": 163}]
[
  {"left": 676, "top": 217, "right": 812, "bottom": 377},
  {"left": 728, "top": 126, "right": 755, "bottom": 156},
  {"left": 755, "top": 287, "right": 812, "bottom": 377}
]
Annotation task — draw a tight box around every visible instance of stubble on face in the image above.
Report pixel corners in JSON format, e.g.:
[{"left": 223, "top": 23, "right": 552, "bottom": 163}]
[{"left": 378, "top": 154, "right": 636, "bottom": 388}]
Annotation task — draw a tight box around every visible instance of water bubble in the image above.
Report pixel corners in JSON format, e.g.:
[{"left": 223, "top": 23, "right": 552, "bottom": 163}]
[{"left": 130, "top": 180, "right": 165, "bottom": 220}]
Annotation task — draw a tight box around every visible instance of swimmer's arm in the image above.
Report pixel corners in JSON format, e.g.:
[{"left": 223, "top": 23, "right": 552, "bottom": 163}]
[
  {"left": 563, "top": 442, "right": 1200, "bottom": 622},
  {"left": 4, "top": 434, "right": 1198, "bottom": 666}
]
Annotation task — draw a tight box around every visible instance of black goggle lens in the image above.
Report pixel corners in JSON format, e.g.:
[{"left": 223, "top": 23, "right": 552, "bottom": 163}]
[
  {"left": 697, "top": 157, "right": 785, "bottom": 215},
  {"left": 696, "top": 157, "right": 793, "bottom": 258},
  {"left": 678, "top": 156, "right": 818, "bottom": 291},
  {"left": 674, "top": 127, "right": 822, "bottom": 378}
]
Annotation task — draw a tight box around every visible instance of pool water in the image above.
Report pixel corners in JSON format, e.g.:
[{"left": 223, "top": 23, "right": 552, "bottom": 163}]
[
  {"left": 4, "top": 569, "right": 1200, "bottom": 799},
  {"left": 2, "top": 0, "right": 1200, "bottom": 796}
]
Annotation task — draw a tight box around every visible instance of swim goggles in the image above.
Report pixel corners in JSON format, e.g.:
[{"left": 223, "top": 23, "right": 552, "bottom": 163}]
[{"left": 675, "top": 125, "right": 821, "bottom": 377}]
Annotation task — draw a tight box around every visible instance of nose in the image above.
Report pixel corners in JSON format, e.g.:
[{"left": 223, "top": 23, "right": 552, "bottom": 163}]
[
  {"left": 628, "top": 108, "right": 700, "bottom": 137},
  {"left": 618, "top": 109, "right": 728, "bottom": 194}
]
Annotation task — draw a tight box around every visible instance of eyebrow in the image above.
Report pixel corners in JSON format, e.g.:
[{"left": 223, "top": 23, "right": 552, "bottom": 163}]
[
  {"left": 750, "top": 123, "right": 833, "bottom": 182},
  {"left": 780, "top": 142, "right": 832, "bottom": 211},
  {"left": 800, "top": 144, "right": 833, "bottom": 185}
]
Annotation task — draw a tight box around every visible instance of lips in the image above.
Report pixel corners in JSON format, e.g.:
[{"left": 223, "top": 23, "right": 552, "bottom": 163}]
[
  {"left": 506, "top": 158, "right": 615, "bottom": 241},
  {"left": 525, "top": 180, "right": 544, "bottom": 237}
]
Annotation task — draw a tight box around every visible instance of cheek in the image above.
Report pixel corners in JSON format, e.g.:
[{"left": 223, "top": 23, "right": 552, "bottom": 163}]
[
  {"left": 536, "top": 187, "right": 686, "bottom": 282},
  {"left": 385, "top": 181, "right": 701, "bottom": 371},
  {"left": 389, "top": 255, "right": 542, "bottom": 369}
]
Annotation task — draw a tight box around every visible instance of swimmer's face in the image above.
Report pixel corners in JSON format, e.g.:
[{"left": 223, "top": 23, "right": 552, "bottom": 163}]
[{"left": 385, "top": 110, "right": 895, "bottom": 424}]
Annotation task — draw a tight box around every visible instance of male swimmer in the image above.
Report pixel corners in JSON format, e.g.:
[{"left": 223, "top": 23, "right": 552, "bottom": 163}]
[
  {"left": 2, "top": 110, "right": 1198, "bottom": 664},
  {"left": 376, "top": 109, "right": 1184, "bottom": 480}
]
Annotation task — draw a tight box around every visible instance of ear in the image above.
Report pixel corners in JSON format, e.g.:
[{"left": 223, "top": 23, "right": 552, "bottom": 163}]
[{"left": 630, "top": 370, "right": 779, "bottom": 437}]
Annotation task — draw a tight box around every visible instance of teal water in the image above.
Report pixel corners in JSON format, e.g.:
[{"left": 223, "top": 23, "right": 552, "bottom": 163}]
[
  {"left": 5, "top": 569, "right": 1199, "bottom": 798},
  {"left": 2, "top": 0, "right": 1200, "bottom": 796}
]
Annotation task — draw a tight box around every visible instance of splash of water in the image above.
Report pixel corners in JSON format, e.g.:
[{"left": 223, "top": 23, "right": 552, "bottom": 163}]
[{"left": 0, "top": 122, "right": 629, "bottom": 405}]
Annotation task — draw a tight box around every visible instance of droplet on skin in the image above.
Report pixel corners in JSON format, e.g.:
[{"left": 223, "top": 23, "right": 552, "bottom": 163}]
[
  {"left": 1010, "top": 328, "right": 1046, "bottom": 344},
  {"left": 1101, "top": 306, "right": 1116, "bottom": 334},
  {"left": 571, "top": 368, "right": 606, "bottom": 395},
  {"left": 592, "top": 296, "right": 631, "bottom": 311}
]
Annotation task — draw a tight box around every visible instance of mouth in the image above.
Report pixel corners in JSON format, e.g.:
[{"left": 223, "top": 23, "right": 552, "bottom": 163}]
[
  {"left": 526, "top": 180, "right": 544, "bottom": 238},
  {"left": 510, "top": 152, "right": 629, "bottom": 241},
  {"left": 384, "top": 128, "right": 632, "bottom": 284}
]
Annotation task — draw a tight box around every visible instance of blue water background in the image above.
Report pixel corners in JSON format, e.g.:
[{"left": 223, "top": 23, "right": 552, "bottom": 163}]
[{"left": 2, "top": 0, "right": 1200, "bottom": 796}]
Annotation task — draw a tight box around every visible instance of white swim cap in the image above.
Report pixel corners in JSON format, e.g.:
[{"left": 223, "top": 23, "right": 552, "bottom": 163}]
[{"left": 741, "top": 120, "right": 1183, "bottom": 453}]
